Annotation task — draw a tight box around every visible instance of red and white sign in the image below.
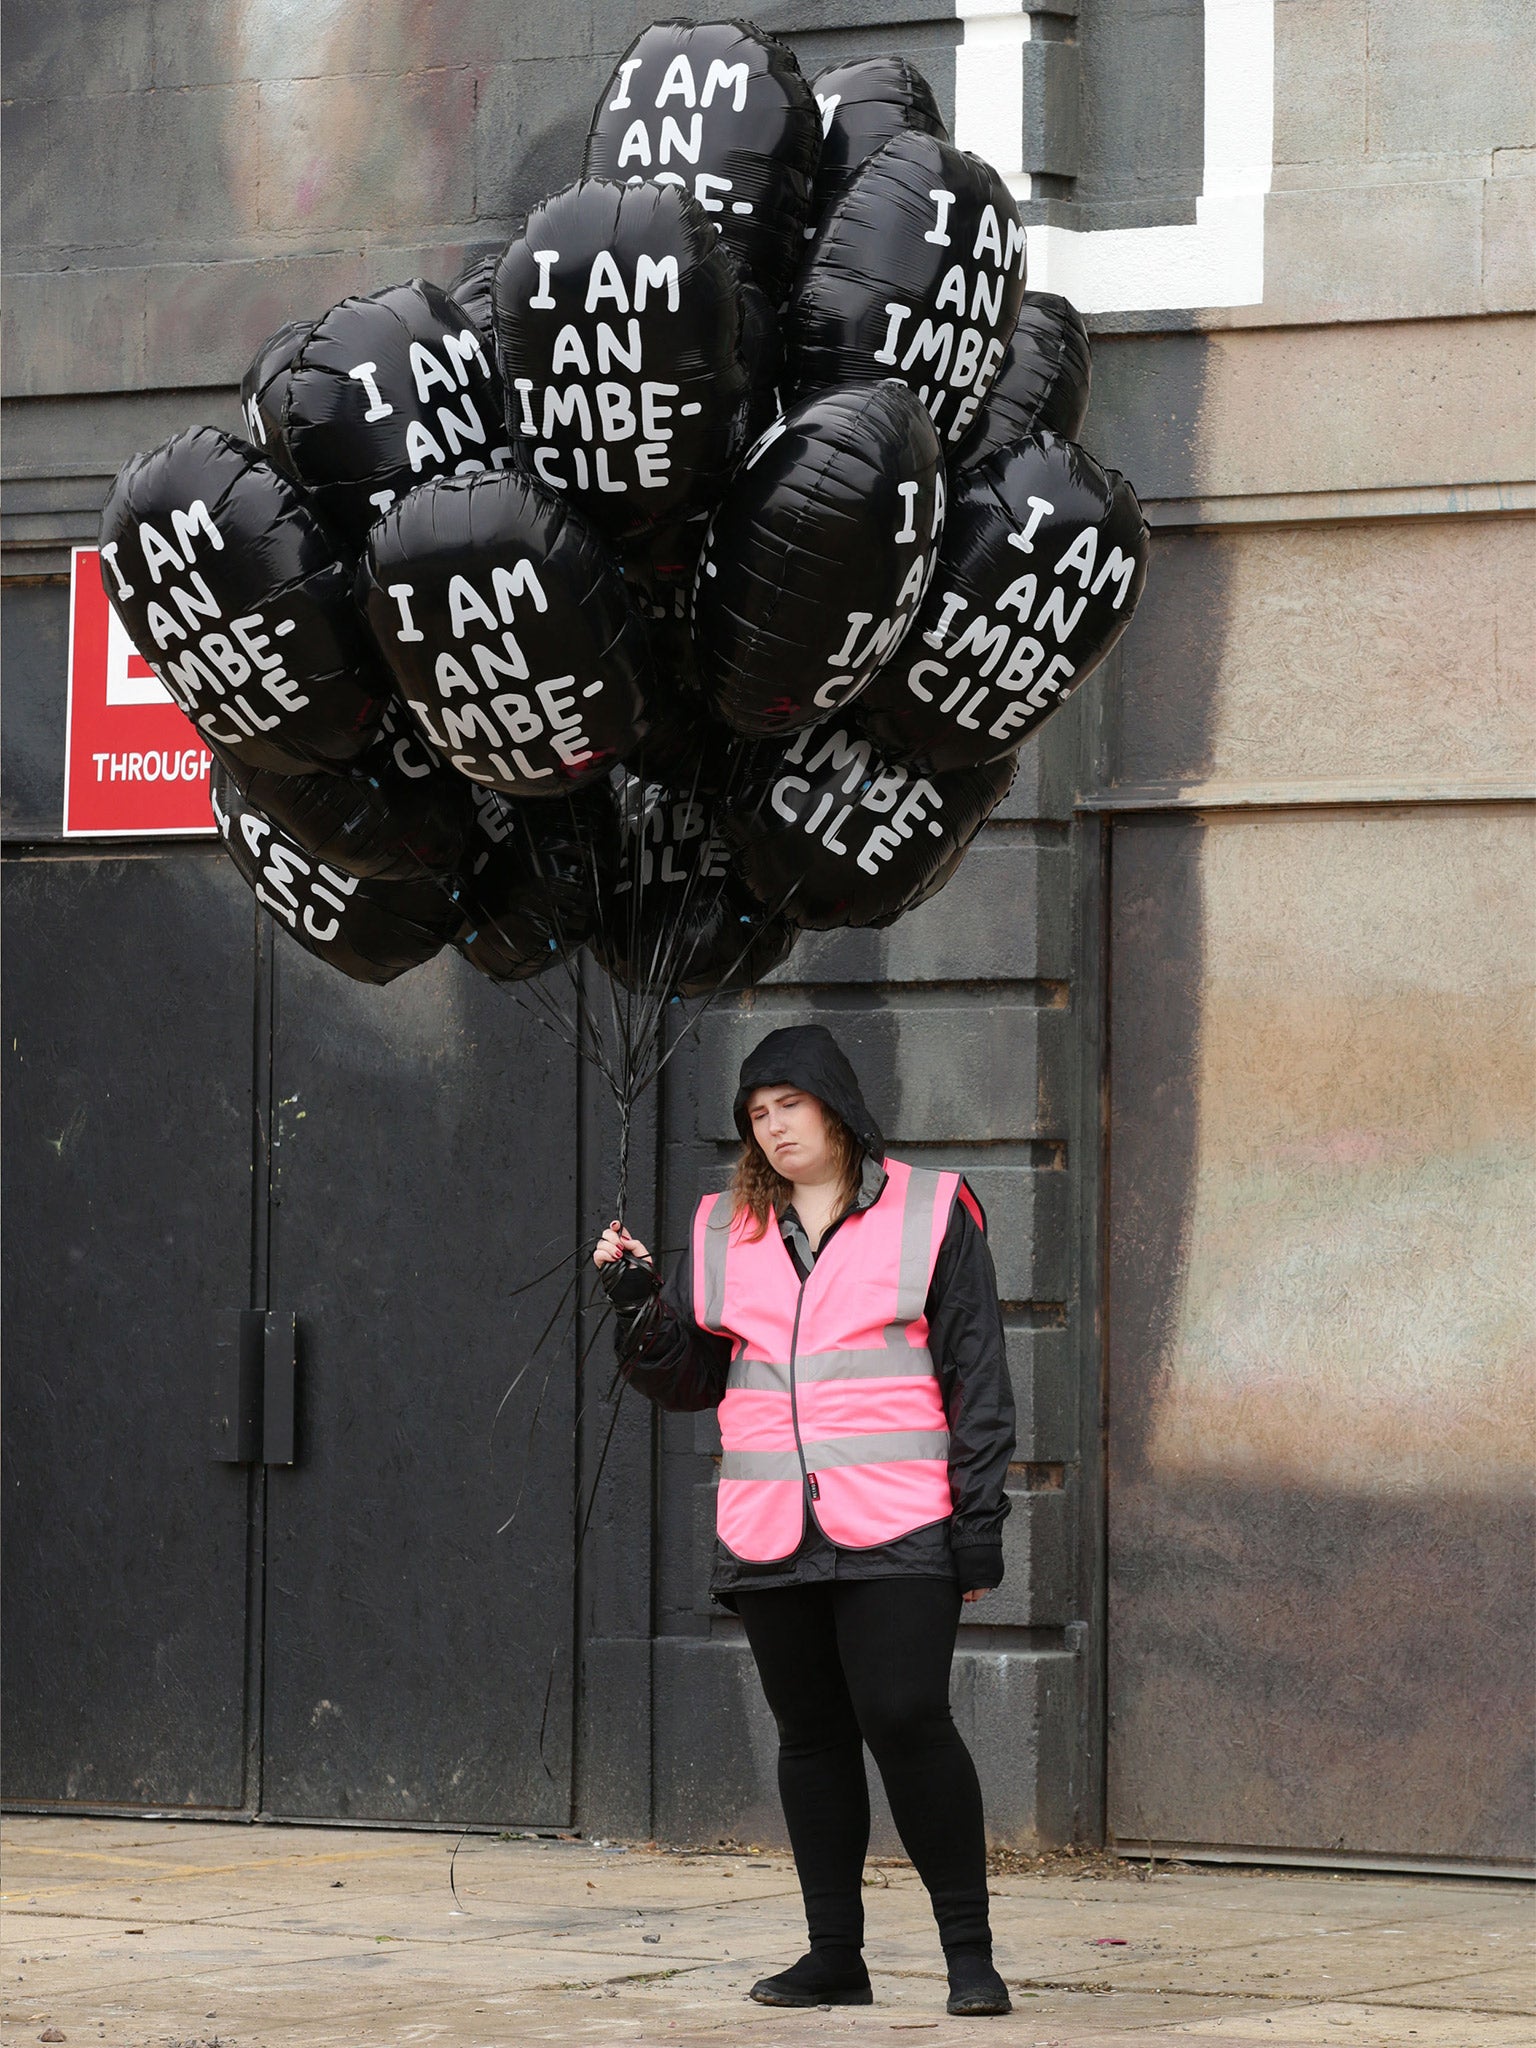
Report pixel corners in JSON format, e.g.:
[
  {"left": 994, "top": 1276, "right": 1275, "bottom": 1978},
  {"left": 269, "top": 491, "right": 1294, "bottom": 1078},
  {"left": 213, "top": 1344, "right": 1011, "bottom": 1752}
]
[{"left": 63, "top": 545, "right": 217, "bottom": 837}]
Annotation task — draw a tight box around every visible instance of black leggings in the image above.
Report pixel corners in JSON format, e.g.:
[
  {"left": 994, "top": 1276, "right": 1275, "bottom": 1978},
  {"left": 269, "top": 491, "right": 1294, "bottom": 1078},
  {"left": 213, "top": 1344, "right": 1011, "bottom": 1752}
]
[{"left": 734, "top": 1577, "right": 991, "bottom": 1956}]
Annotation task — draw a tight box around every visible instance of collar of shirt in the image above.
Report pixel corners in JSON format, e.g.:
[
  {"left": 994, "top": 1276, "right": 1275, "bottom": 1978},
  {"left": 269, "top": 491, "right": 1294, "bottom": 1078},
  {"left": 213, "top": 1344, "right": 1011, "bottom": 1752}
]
[{"left": 778, "top": 1152, "right": 888, "bottom": 1269}]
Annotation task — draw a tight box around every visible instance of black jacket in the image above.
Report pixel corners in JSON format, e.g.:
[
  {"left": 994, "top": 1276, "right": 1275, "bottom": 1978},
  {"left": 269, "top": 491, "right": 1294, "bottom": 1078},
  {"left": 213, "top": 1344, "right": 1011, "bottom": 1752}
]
[{"left": 602, "top": 1025, "right": 1015, "bottom": 1603}]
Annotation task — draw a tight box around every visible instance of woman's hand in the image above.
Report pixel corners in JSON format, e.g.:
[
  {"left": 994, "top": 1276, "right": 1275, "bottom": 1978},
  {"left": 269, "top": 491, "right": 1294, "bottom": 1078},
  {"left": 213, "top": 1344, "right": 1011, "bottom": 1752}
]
[
  {"left": 962, "top": 1588, "right": 989, "bottom": 1605},
  {"left": 593, "top": 1221, "right": 651, "bottom": 1270}
]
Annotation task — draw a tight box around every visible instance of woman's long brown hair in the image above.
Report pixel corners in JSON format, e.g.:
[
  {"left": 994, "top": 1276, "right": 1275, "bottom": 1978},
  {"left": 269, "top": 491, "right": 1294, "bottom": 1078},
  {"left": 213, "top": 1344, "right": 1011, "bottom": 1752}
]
[{"left": 730, "top": 1098, "right": 862, "bottom": 1241}]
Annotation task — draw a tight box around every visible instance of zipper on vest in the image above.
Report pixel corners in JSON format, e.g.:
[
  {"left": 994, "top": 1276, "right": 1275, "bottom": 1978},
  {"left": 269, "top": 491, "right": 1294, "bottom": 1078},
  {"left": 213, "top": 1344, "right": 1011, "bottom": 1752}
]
[{"left": 785, "top": 1271, "right": 826, "bottom": 1535}]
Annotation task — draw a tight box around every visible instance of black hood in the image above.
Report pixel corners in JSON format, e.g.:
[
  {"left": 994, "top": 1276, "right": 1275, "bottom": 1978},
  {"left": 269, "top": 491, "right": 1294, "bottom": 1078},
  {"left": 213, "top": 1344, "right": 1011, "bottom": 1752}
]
[{"left": 732, "top": 1024, "right": 885, "bottom": 1158}]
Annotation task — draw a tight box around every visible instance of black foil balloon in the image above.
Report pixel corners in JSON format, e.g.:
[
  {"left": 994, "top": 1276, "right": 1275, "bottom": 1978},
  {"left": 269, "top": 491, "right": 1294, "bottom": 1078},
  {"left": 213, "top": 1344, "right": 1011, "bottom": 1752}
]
[
  {"left": 219, "top": 703, "right": 473, "bottom": 881},
  {"left": 617, "top": 271, "right": 793, "bottom": 596},
  {"left": 859, "top": 432, "right": 1149, "bottom": 773},
  {"left": 787, "top": 131, "right": 1027, "bottom": 447},
  {"left": 447, "top": 249, "right": 504, "bottom": 356},
  {"left": 691, "top": 380, "right": 944, "bottom": 737},
  {"left": 444, "top": 251, "right": 509, "bottom": 448},
  {"left": 452, "top": 785, "right": 608, "bottom": 983},
  {"left": 212, "top": 767, "right": 457, "bottom": 985},
  {"left": 724, "top": 716, "right": 1014, "bottom": 930},
  {"left": 629, "top": 625, "right": 752, "bottom": 799},
  {"left": 239, "top": 317, "right": 313, "bottom": 478},
  {"left": 957, "top": 291, "right": 1092, "bottom": 469},
  {"left": 583, "top": 17, "right": 820, "bottom": 305},
  {"left": 620, "top": 508, "right": 709, "bottom": 608},
  {"left": 282, "top": 280, "right": 510, "bottom": 552},
  {"left": 99, "top": 426, "right": 389, "bottom": 775},
  {"left": 613, "top": 275, "right": 792, "bottom": 585},
  {"left": 622, "top": 581, "right": 755, "bottom": 796},
  {"left": 738, "top": 278, "right": 783, "bottom": 443},
  {"left": 358, "top": 469, "right": 651, "bottom": 799},
  {"left": 494, "top": 178, "right": 750, "bottom": 539},
  {"left": 589, "top": 777, "right": 797, "bottom": 999},
  {"left": 809, "top": 56, "right": 947, "bottom": 218}
]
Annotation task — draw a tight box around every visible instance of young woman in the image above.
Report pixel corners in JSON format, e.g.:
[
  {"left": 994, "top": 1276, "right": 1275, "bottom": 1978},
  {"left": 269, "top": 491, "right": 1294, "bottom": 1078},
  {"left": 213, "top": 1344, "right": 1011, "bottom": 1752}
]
[{"left": 593, "top": 1024, "right": 1015, "bottom": 2018}]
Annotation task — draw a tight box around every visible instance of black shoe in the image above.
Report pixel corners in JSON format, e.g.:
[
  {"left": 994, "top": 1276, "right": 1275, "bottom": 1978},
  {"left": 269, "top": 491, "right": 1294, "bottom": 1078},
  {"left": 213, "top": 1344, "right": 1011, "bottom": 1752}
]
[
  {"left": 748, "top": 1948, "right": 873, "bottom": 2007},
  {"left": 945, "top": 1950, "right": 1011, "bottom": 2016}
]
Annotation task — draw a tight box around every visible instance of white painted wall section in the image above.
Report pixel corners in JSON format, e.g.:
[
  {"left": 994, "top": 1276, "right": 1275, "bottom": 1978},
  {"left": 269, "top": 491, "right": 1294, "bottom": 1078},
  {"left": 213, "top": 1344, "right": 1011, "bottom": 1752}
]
[
  {"left": 953, "top": 0, "right": 1033, "bottom": 203},
  {"left": 951, "top": 0, "right": 1274, "bottom": 314}
]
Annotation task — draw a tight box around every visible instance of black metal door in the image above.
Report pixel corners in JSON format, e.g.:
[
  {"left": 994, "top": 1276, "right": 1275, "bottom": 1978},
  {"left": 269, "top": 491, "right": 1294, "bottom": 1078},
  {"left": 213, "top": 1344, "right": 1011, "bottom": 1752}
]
[
  {"left": 2, "top": 852, "right": 259, "bottom": 1808},
  {"left": 258, "top": 942, "right": 579, "bottom": 1825}
]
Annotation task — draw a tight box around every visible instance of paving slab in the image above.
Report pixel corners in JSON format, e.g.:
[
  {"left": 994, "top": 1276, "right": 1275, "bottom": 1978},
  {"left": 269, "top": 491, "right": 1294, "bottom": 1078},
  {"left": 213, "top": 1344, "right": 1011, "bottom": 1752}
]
[{"left": 2, "top": 1817, "right": 1530, "bottom": 2048}]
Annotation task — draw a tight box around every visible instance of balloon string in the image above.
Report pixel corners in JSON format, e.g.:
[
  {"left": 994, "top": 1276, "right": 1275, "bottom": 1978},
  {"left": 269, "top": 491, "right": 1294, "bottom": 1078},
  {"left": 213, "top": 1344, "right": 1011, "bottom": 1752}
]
[
  {"left": 599, "top": 728, "right": 750, "bottom": 1120},
  {"left": 454, "top": 729, "right": 779, "bottom": 1215},
  {"left": 493, "top": 1232, "right": 685, "bottom": 1540},
  {"left": 492, "top": 1237, "right": 615, "bottom": 1530},
  {"left": 612, "top": 734, "right": 776, "bottom": 1110}
]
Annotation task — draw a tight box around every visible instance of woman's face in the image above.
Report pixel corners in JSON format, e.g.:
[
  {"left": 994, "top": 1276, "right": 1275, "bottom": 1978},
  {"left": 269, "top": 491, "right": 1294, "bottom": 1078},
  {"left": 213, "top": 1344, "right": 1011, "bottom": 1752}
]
[{"left": 746, "top": 1085, "right": 837, "bottom": 1185}]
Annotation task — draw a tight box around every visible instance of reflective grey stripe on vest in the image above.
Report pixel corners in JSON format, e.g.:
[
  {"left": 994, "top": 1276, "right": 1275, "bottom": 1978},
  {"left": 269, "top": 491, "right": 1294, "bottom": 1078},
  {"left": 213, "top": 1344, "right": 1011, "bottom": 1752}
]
[
  {"left": 727, "top": 1354, "right": 790, "bottom": 1394},
  {"left": 701, "top": 1193, "right": 733, "bottom": 1332},
  {"left": 728, "top": 1347, "right": 937, "bottom": 1393},
  {"left": 887, "top": 1165, "right": 950, "bottom": 1342},
  {"left": 720, "top": 1430, "right": 950, "bottom": 1483}
]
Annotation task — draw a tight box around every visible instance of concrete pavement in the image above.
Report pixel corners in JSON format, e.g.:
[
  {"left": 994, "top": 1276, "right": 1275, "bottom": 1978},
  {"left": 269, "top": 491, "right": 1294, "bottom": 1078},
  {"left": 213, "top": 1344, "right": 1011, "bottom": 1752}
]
[{"left": 1, "top": 1817, "right": 1530, "bottom": 2047}]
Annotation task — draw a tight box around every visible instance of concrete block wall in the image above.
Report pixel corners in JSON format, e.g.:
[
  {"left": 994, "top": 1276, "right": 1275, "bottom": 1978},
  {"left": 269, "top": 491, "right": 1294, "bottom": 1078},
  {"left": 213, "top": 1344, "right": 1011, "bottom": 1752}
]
[
  {"left": 1265, "top": 0, "right": 1533, "bottom": 320},
  {"left": 1055, "top": 0, "right": 1534, "bottom": 1868}
]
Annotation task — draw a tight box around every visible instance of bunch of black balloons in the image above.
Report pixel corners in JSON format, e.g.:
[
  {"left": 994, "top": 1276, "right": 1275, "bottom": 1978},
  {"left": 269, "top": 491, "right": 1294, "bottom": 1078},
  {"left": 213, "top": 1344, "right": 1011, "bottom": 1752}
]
[{"left": 101, "top": 19, "right": 1148, "bottom": 1008}]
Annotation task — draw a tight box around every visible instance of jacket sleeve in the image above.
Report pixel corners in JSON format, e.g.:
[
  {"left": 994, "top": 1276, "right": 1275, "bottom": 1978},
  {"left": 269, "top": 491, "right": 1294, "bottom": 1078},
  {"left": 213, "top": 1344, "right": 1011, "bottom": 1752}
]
[
  {"left": 599, "top": 1229, "right": 732, "bottom": 1414},
  {"left": 927, "top": 1182, "right": 1016, "bottom": 1589}
]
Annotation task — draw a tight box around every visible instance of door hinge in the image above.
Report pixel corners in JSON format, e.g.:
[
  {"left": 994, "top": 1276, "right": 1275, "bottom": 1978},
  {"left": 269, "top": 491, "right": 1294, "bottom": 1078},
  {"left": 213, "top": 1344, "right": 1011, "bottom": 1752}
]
[
  {"left": 210, "top": 1310, "right": 298, "bottom": 1465},
  {"left": 263, "top": 1311, "right": 298, "bottom": 1466}
]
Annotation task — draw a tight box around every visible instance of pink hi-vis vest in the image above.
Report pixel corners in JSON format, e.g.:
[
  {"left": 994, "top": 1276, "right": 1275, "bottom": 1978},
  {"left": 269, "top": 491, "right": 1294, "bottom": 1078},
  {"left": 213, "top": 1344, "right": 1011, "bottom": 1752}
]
[{"left": 692, "top": 1157, "right": 960, "bottom": 1563}]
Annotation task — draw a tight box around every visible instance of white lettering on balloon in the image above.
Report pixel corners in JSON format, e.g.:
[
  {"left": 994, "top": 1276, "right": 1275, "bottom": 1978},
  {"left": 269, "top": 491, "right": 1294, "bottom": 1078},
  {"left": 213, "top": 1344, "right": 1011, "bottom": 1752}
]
[
  {"left": 613, "top": 785, "right": 731, "bottom": 893},
  {"left": 520, "top": 246, "right": 698, "bottom": 499},
  {"left": 606, "top": 51, "right": 754, "bottom": 215},
  {"left": 870, "top": 186, "right": 1025, "bottom": 443},
  {"left": 815, "top": 467, "right": 940, "bottom": 706},
  {"left": 212, "top": 788, "right": 362, "bottom": 947},
  {"left": 903, "top": 514, "right": 1136, "bottom": 739},
  {"left": 393, "top": 559, "right": 598, "bottom": 786},
  {"left": 773, "top": 725, "right": 947, "bottom": 873},
  {"left": 350, "top": 331, "right": 510, "bottom": 481},
  {"left": 348, "top": 361, "right": 394, "bottom": 422},
  {"left": 129, "top": 501, "right": 310, "bottom": 746},
  {"left": 400, "top": 331, "right": 508, "bottom": 477}
]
